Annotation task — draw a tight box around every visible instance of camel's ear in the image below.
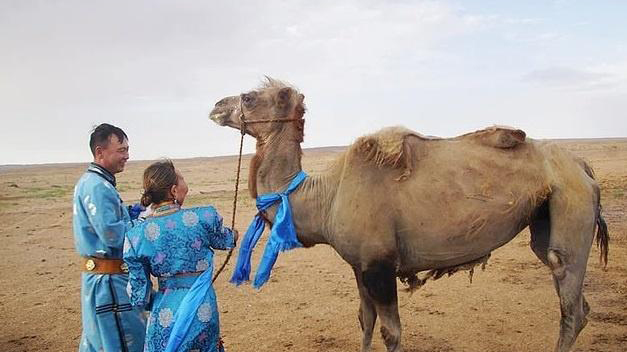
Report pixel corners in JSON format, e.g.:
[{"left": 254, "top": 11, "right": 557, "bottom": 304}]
[{"left": 277, "top": 87, "right": 292, "bottom": 109}]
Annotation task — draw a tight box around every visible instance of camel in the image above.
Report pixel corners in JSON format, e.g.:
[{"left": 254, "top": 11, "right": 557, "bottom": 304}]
[{"left": 208, "top": 78, "right": 609, "bottom": 352}]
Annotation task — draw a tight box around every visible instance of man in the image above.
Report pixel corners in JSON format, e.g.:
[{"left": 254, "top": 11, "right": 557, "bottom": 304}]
[{"left": 73, "top": 123, "right": 146, "bottom": 352}]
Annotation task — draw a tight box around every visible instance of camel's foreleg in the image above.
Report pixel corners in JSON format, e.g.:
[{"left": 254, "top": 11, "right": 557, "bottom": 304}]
[
  {"left": 354, "top": 267, "right": 377, "bottom": 352},
  {"left": 530, "top": 200, "right": 551, "bottom": 265},
  {"left": 362, "top": 261, "right": 403, "bottom": 352}
]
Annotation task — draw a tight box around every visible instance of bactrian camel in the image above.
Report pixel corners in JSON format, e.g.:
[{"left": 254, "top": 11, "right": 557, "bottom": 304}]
[{"left": 209, "top": 78, "right": 609, "bottom": 352}]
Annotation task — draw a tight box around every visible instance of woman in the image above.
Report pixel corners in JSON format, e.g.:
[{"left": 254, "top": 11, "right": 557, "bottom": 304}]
[{"left": 124, "top": 160, "right": 236, "bottom": 352}]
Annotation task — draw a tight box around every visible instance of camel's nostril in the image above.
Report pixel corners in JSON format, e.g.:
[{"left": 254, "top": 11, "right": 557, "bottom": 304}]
[{"left": 215, "top": 98, "right": 229, "bottom": 107}]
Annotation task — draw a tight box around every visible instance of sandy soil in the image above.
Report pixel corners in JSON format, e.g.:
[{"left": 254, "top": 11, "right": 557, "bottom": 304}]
[{"left": 1, "top": 139, "right": 626, "bottom": 352}]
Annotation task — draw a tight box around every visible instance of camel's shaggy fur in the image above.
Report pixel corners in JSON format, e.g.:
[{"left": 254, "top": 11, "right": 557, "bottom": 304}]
[
  {"left": 353, "top": 126, "right": 422, "bottom": 169},
  {"left": 352, "top": 126, "right": 423, "bottom": 181},
  {"left": 399, "top": 253, "right": 491, "bottom": 293}
]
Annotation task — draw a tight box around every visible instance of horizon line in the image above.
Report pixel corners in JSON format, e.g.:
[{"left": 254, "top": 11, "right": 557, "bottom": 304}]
[{"left": 2, "top": 137, "right": 626, "bottom": 168}]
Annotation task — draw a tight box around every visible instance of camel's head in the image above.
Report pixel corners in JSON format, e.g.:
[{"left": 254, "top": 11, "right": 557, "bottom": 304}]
[{"left": 209, "top": 77, "right": 306, "bottom": 141}]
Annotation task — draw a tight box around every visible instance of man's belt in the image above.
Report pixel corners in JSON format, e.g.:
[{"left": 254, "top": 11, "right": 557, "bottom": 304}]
[{"left": 81, "top": 257, "right": 129, "bottom": 274}]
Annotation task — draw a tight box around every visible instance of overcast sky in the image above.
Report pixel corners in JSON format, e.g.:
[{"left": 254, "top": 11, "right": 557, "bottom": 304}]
[{"left": 1, "top": 0, "right": 626, "bottom": 165}]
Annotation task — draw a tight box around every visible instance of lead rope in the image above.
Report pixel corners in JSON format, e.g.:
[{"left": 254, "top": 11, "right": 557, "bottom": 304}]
[{"left": 211, "top": 110, "right": 247, "bottom": 284}]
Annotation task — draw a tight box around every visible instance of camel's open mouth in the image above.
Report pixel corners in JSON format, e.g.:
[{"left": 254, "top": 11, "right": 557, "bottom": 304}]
[{"left": 209, "top": 110, "right": 230, "bottom": 126}]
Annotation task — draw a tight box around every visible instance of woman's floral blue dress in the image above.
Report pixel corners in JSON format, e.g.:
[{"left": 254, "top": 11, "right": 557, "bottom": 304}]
[{"left": 124, "top": 206, "right": 235, "bottom": 352}]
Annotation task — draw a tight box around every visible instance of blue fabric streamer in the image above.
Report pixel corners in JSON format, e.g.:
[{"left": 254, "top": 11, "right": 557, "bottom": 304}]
[
  {"left": 230, "top": 171, "right": 308, "bottom": 289},
  {"left": 164, "top": 269, "right": 213, "bottom": 352},
  {"left": 127, "top": 203, "right": 145, "bottom": 220}
]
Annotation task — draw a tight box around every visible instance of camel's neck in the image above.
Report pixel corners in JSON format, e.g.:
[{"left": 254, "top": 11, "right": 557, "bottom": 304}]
[
  {"left": 255, "top": 135, "right": 303, "bottom": 195},
  {"left": 250, "top": 132, "right": 336, "bottom": 246}
]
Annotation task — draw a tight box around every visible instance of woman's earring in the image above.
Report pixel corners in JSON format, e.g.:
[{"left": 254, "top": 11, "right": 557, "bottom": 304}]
[{"left": 173, "top": 198, "right": 179, "bottom": 205}]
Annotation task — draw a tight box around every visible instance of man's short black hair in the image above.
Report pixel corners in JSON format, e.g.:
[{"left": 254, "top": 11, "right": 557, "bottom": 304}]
[{"left": 89, "top": 123, "right": 128, "bottom": 156}]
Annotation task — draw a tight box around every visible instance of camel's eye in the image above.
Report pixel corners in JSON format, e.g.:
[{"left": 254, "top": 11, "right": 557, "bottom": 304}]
[{"left": 241, "top": 94, "right": 254, "bottom": 106}]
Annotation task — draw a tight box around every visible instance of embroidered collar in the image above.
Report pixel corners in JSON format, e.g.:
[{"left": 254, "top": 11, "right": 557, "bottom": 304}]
[
  {"left": 87, "top": 162, "right": 117, "bottom": 187},
  {"left": 230, "top": 170, "right": 308, "bottom": 289},
  {"left": 151, "top": 203, "right": 181, "bottom": 217}
]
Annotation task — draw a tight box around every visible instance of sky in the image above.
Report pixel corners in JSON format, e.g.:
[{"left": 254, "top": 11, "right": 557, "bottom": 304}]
[{"left": 1, "top": 0, "right": 626, "bottom": 165}]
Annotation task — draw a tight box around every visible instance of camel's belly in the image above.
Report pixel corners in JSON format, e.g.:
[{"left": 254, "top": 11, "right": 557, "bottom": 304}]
[
  {"left": 395, "top": 212, "right": 531, "bottom": 271},
  {"left": 390, "top": 145, "right": 547, "bottom": 270}
]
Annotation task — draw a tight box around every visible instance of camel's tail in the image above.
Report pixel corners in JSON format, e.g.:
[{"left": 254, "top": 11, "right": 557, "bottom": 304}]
[
  {"left": 596, "top": 209, "right": 609, "bottom": 269},
  {"left": 579, "top": 159, "right": 610, "bottom": 269}
]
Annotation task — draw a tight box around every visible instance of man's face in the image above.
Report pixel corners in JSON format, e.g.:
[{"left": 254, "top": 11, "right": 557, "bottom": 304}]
[{"left": 95, "top": 135, "right": 129, "bottom": 174}]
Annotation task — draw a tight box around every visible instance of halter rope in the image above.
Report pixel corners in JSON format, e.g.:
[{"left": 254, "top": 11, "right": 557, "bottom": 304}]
[{"left": 211, "top": 97, "right": 301, "bottom": 283}]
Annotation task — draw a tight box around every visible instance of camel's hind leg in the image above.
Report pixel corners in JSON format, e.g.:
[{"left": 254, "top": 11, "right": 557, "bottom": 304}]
[
  {"left": 541, "top": 187, "right": 597, "bottom": 352},
  {"left": 530, "top": 199, "right": 590, "bottom": 350},
  {"left": 530, "top": 200, "right": 592, "bottom": 317},
  {"left": 353, "top": 267, "right": 377, "bottom": 352}
]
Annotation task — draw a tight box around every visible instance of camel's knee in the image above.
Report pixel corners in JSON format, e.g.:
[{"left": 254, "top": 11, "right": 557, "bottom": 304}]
[
  {"left": 547, "top": 249, "right": 567, "bottom": 280},
  {"left": 362, "top": 261, "right": 397, "bottom": 305}
]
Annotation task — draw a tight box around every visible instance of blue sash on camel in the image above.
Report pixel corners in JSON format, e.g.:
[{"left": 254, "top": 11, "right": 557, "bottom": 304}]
[{"left": 230, "top": 171, "right": 308, "bottom": 289}]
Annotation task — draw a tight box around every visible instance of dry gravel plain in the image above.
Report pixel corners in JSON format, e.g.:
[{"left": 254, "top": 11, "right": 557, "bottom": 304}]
[{"left": 1, "top": 139, "right": 626, "bottom": 352}]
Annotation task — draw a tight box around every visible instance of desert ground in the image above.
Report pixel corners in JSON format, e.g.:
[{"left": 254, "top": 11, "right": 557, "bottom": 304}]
[{"left": 1, "top": 138, "right": 626, "bottom": 352}]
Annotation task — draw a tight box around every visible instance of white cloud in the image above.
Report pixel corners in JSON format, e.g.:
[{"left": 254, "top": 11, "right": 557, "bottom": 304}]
[{"left": 523, "top": 66, "right": 626, "bottom": 91}]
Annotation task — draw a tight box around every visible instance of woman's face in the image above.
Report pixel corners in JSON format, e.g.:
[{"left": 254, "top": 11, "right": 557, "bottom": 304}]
[{"left": 171, "top": 168, "right": 189, "bottom": 205}]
